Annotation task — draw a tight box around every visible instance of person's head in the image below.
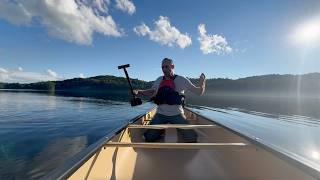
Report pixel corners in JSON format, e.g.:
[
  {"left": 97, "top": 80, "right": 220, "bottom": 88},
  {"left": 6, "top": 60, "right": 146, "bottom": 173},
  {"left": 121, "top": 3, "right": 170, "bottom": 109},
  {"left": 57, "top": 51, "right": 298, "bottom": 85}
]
[{"left": 161, "top": 58, "right": 174, "bottom": 77}]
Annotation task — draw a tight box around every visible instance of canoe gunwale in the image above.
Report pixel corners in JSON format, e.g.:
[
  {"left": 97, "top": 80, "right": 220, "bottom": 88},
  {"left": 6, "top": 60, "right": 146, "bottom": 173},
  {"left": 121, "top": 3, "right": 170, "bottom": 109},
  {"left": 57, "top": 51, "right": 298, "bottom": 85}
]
[
  {"left": 128, "top": 124, "right": 218, "bottom": 129},
  {"left": 185, "top": 107, "right": 320, "bottom": 179},
  {"left": 104, "top": 142, "right": 250, "bottom": 149},
  {"left": 41, "top": 107, "right": 156, "bottom": 180}
]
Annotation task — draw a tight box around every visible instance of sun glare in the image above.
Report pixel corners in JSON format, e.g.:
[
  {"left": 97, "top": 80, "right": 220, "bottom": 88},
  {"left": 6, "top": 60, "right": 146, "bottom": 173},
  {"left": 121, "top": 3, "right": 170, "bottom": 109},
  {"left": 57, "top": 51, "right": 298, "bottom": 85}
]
[
  {"left": 311, "top": 151, "right": 319, "bottom": 160},
  {"left": 291, "top": 19, "right": 320, "bottom": 45}
]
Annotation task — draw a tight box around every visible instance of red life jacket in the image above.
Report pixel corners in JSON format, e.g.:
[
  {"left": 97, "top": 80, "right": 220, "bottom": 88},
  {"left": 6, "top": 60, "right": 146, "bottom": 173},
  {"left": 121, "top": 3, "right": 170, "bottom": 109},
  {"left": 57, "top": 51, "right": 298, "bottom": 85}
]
[
  {"left": 159, "top": 76, "right": 175, "bottom": 89},
  {"left": 152, "top": 75, "right": 185, "bottom": 105}
]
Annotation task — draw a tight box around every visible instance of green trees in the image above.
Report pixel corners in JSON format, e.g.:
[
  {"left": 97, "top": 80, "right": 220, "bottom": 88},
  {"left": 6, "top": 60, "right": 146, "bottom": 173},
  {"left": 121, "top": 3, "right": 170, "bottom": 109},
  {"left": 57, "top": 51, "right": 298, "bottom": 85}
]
[
  {"left": 1, "top": 73, "right": 320, "bottom": 96},
  {"left": 0, "top": 75, "right": 151, "bottom": 92}
]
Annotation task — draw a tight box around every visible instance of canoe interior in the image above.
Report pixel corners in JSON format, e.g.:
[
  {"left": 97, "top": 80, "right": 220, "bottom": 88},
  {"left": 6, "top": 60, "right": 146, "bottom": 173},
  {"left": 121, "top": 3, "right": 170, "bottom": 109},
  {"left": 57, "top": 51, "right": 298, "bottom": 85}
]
[{"left": 67, "top": 108, "right": 318, "bottom": 180}]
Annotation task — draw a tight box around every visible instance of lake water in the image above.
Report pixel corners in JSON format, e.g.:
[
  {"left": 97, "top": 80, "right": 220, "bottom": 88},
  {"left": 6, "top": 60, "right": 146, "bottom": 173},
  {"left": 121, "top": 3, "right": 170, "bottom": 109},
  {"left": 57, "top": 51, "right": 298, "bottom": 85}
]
[
  {"left": 0, "top": 91, "right": 153, "bottom": 179},
  {"left": 0, "top": 90, "right": 319, "bottom": 179}
]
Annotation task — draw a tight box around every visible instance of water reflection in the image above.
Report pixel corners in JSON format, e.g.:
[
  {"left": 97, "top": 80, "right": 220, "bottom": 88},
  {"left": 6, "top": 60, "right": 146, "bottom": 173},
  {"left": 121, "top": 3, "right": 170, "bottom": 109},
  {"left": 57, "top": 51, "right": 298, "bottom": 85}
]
[
  {"left": 190, "top": 103, "right": 320, "bottom": 128},
  {"left": 1, "top": 137, "right": 87, "bottom": 179},
  {"left": 27, "top": 136, "right": 87, "bottom": 179},
  {"left": 0, "top": 91, "right": 154, "bottom": 179},
  {"left": 188, "top": 93, "right": 320, "bottom": 119}
]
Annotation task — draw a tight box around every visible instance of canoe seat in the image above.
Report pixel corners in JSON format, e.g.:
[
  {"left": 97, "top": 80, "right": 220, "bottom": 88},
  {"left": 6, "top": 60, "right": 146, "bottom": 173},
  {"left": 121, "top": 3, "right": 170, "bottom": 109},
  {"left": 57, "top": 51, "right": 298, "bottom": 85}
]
[
  {"left": 104, "top": 142, "right": 250, "bottom": 149},
  {"left": 128, "top": 124, "right": 218, "bottom": 129}
]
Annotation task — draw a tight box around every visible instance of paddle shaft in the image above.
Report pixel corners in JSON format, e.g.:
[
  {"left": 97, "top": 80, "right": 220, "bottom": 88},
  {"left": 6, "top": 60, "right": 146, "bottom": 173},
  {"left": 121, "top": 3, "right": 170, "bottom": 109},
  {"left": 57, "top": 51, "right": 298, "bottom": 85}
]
[
  {"left": 118, "top": 64, "right": 142, "bottom": 106},
  {"left": 118, "top": 64, "right": 135, "bottom": 98},
  {"left": 123, "top": 68, "right": 135, "bottom": 97}
]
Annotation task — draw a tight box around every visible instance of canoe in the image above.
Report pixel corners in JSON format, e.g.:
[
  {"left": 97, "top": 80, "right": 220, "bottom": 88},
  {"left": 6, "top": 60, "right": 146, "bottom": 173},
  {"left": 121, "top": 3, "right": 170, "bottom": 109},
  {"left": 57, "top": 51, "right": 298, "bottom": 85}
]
[{"left": 44, "top": 107, "right": 320, "bottom": 180}]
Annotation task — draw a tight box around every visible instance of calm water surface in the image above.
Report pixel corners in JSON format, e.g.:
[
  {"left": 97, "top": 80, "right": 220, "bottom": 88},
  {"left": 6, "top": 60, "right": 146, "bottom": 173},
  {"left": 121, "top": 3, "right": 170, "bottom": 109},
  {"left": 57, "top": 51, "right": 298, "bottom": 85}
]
[
  {"left": 1, "top": 91, "right": 320, "bottom": 179},
  {"left": 0, "top": 91, "right": 153, "bottom": 179}
]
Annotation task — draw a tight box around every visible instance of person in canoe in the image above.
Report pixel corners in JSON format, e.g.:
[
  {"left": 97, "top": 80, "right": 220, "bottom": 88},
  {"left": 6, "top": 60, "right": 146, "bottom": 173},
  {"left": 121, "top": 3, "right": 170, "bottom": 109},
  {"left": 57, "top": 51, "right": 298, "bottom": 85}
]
[{"left": 133, "top": 58, "right": 206, "bottom": 142}]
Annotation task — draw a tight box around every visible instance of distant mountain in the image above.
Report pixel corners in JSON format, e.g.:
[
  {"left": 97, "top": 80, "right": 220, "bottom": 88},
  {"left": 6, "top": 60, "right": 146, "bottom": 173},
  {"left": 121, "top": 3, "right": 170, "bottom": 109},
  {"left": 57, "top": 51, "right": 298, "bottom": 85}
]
[
  {"left": 190, "top": 73, "right": 320, "bottom": 96},
  {"left": 1, "top": 73, "right": 320, "bottom": 96},
  {"left": 0, "top": 75, "right": 151, "bottom": 92}
]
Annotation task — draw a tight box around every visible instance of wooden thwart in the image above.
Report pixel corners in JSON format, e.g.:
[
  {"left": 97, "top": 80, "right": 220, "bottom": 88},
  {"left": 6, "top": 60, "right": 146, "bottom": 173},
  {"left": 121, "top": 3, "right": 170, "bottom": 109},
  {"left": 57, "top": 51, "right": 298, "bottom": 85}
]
[
  {"left": 104, "top": 142, "right": 250, "bottom": 149},
  {"left": 128, "top": 124, "right": 218, "bottom": 129}
]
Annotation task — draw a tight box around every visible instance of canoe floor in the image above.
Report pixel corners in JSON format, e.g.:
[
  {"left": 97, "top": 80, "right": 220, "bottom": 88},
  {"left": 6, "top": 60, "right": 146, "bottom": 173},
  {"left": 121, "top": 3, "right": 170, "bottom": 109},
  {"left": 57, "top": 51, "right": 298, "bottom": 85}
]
[{"left": 68, "top": 109, "right": 317, "bottom": 180}]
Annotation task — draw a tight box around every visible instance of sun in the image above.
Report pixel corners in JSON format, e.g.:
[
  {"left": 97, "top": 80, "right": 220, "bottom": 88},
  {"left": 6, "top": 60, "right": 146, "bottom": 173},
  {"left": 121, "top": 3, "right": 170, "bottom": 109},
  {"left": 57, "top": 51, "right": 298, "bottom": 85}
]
[{"left": 291, "top": 19, "right": 320, "bottom": 45}]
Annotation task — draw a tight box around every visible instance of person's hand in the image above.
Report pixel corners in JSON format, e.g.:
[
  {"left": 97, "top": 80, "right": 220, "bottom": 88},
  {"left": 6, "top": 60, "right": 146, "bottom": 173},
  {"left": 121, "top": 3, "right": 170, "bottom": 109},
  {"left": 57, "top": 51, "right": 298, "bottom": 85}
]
[
  {"left": 199, "top": 73, "right": 206, "bottom": 87},
  {"left": 133, "top": 90, "right": 140, "bottom": 96}
]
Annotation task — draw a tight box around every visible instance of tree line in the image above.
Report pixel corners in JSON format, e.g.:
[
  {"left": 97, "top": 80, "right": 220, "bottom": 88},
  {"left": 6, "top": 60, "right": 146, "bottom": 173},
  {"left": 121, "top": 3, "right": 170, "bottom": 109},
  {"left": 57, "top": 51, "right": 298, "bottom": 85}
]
[{"left": 1, "top": 73, "right": 320, "bottom": 95}]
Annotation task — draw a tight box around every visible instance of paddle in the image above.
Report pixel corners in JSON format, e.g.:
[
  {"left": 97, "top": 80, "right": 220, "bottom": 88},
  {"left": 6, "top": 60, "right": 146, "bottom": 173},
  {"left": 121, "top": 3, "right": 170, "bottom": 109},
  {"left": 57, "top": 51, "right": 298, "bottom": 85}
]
[{"left": 118, "top": 64, "right": 142, "bottom": 106}]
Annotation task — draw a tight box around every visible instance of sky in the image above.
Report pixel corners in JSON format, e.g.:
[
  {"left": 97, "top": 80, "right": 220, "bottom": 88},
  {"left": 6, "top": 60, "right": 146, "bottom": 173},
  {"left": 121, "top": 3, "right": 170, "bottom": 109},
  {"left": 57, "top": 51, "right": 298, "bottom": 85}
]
[{"left": 1, "top": 0, "right": 320, "bottom": 83}]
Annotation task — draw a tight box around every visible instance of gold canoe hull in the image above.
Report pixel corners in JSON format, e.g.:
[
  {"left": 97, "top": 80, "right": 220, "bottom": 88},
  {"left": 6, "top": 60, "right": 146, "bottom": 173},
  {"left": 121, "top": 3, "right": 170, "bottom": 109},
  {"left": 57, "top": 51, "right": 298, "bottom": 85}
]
[{"left": 46, "top": 108, "right": 320, "bottom": 180}]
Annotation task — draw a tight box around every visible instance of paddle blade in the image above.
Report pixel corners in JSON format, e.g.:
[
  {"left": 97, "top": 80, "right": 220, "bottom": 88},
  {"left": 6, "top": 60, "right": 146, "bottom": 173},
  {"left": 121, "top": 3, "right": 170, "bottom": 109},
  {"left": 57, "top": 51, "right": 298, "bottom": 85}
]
[{"left": 131, "top": 98, "right": 142, "bottom": 106}]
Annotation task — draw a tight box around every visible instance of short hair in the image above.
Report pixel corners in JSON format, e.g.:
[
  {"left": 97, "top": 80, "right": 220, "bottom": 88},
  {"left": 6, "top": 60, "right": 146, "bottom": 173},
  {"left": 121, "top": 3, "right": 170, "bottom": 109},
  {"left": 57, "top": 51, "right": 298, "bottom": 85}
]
[{"left": 162, "top": 58, "right": 173, "bottom": 64}]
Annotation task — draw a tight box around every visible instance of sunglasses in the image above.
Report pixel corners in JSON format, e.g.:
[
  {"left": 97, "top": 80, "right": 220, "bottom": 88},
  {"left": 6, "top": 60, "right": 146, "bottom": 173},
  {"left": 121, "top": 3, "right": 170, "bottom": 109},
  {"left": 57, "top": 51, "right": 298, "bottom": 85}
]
[{"left": 162, "top": 65, "right": 171, "bottom": 69}]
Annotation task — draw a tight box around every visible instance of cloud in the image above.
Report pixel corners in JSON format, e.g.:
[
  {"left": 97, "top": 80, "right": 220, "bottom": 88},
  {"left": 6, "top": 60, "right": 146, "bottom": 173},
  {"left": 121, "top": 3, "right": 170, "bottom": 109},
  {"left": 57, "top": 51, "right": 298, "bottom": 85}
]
[
  {"left": 198, "top": 24, "right": 232, "bottom": 54},
  {"left": 46, "top": 69, "right": 58, "bottom": 78},
  {"left": 79, "top": 73, "right": 85, "bottom": 78},
  {"left": 0, "top": 0, "right": 124, "bottom": 45},
  {"left": 115, "top": 0, "right": 135, "bottom": 15},
  {"left": 0, "top": 68, "right": 8, "bottom": 73},
  {"left": 81, "top": 0, "right": 110, "bottom": 14},
  {"left": 0, "top": 67, "right": 61, "bottom": 83},
  {"left": 134, "top": 23, "right": 150, "bottom": 36},
  {"left": 0, "top": 1, "right": 33, "bottom": 25},
  {"left": 134, "top": 16, "right": 192, "bottom": 49}
]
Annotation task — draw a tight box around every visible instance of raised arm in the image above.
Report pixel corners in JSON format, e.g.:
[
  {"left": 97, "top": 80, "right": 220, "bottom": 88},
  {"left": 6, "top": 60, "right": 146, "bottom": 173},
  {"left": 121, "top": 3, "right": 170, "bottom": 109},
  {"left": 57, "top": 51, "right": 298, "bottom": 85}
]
[{"left": 187, "top": 73, "right": 206, "bottom": 95}]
